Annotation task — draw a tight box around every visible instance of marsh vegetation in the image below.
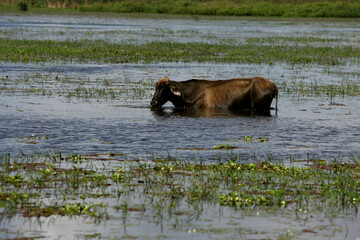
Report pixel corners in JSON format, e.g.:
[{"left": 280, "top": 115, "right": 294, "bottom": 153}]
[
  {"left": 1, "top": 38, "right": 360, "bottom": 66},
  {"left": 1, "top": 152, "right": 360, "bottom": 239},
  {"left": 2, "top": 0, "right": 360, "bottom": 18}
]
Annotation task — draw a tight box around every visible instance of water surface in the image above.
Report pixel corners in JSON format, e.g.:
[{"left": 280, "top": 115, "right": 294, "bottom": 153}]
[{"left": 1, "top": 62, "right": 359, "bottom": 162}]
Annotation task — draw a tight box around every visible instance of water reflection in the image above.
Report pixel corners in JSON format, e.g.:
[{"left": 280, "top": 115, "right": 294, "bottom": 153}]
[{"left": 151, "top": 107, "right": 273, "bottom": 118}]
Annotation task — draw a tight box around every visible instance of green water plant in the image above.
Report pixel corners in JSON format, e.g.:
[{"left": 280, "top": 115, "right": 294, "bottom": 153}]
[
  {"left": 1, "top": 152, "right": 360, "bottom": 238},
  {"left": 25, "top": 202, "right": 107, "bottom": 218},
  {"left": 244, "top": 136, "right": 252, "bottom": 142},
  {"left": 68, "top": 154, "right": 84, "bottom": 163},
  {"left": 214, "top": 144, "right": 235, "bottom": 149},
  {"left": 258, "top": 137, "right": 269, "bottom": 142}
]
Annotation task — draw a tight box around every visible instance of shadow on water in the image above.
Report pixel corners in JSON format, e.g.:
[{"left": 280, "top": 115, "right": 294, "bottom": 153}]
[{"left": 151, "top": 107, "right": 273, "bottom": 118}]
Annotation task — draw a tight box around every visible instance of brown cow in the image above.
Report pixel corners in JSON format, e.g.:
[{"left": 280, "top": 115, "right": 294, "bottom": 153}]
[{"left": 150, "top": 76, "right": 278, "bottom": 111}]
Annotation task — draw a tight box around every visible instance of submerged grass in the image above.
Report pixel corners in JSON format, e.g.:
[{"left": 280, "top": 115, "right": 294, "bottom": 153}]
[
  {"left": 1, "top": 152, "right": 359, "bottom": 238},
  {"left": 1, "top": 38, "right": 359, "bottom": 65},
  {"left": 1, "top": 152, "right": 360, "bottom": 224},
  {"left": 279, "top": 80, "right": 360, "bottom": 97},
  {"left": 0, "top": 73, "right": 155, "bottom": 100},
  {"left": 1, "top": 69, "right": 360, "bottom": 103}
]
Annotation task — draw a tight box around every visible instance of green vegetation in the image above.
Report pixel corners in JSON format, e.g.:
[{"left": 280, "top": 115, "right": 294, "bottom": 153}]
[
  {"left": 0, "top": 72, "right": 154, "bottom": 100},
  {"left": 242, "top": 136, "right": 269, "bottom": 143},
  {"left": 17, "top": 1, "right": 28, "bottom": 11},
  {"left": 1, "top": 152, "right": 360, "bottom": 238},
  {"left": 2, "top": 70, "right": 359, "bottom": 105},
  {"left": 280, "top": 80, "right": 360, "bottom": 97},
  {"left": 1, "top": 38, "right": 359, "bottom": 66},
  {"left": 2, "top": 0, "right": 360, "bottom": 18},
  {"left": 213, "top": 144, "right": 236, "bottom": 149},
  {"left": 79, "top": 0, "right": 360, "bottom": 18},
  {"left": 244, "top": 135, "right": 252, "bottom": 142},
  {"left": 258, "top": 137, "right": 269, "bottom": 142}
]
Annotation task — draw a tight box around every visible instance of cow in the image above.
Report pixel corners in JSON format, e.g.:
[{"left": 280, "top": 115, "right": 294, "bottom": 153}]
[{"left": 150, "top": 76, "right": 278, "bottom": 111}]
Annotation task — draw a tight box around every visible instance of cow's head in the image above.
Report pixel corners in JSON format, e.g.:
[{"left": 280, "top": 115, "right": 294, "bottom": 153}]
[{"left": 150, "top": 76, "right": 181, "bottom": 108}]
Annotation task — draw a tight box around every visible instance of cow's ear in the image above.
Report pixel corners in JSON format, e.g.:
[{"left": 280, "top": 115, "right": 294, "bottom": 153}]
[{"left": 170, "top": 85, "right": 181, "bottom": 97}]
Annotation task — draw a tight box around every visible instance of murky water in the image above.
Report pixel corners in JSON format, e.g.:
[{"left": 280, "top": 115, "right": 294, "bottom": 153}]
[
  {"left": 1, "top": 62, "right": 359, "bottom": 162},
  {"left": 1, "top": 13, "right": 360, "bottom": 239}
]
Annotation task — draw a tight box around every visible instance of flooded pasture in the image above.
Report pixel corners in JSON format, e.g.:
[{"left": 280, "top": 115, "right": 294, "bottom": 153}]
[
  {"left": 1, "top": 62, "right": 359, "bottom": 162},
  {"left": 1, "top": 13, "right": 360, "bottom": 47},
  {"left": 1, "top": 13, "right": 360, "bottom": 239}
]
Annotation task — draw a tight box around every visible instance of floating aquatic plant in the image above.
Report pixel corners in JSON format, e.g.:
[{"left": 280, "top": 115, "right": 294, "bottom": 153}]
[{"left": 213, "top": 144, "right": 236, "bottom": 149}]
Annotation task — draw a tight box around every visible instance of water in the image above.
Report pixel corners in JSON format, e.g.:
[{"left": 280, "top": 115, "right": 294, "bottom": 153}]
[
  {"left": 1, "top": 13, "right": 360, "bottom": 240},
  {"left": 1, "top": 62, "right": 359, "bottom": 162},
  {"left": 1, "top": 14, "right": 360, "bottom": 46}
]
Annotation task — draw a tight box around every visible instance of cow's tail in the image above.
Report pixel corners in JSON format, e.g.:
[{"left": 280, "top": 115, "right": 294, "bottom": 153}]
[{"left": 273, "top": 83, "right": 278, "bottom": 112}]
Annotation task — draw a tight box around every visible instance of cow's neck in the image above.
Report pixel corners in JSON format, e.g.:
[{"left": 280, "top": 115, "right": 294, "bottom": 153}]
[{"left": 170, "top": 81, "right": 208, "bottom": 108}]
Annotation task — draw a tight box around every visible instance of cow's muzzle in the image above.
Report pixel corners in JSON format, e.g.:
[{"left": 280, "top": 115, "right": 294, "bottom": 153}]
[{"left": 150, "top": 99, "right": 159, "bottom": 108}]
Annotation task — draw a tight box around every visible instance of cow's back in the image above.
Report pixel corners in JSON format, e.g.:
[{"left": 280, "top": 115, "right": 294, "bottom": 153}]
[
  {"left": 200, "top": 79, "right": 250, "bottom": 108},
  {"left": 172, "top": 77, "right": 277, "bottom": 110},
  {"left": 200, "top": 77, "right": 276, "bottom": 110}
]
